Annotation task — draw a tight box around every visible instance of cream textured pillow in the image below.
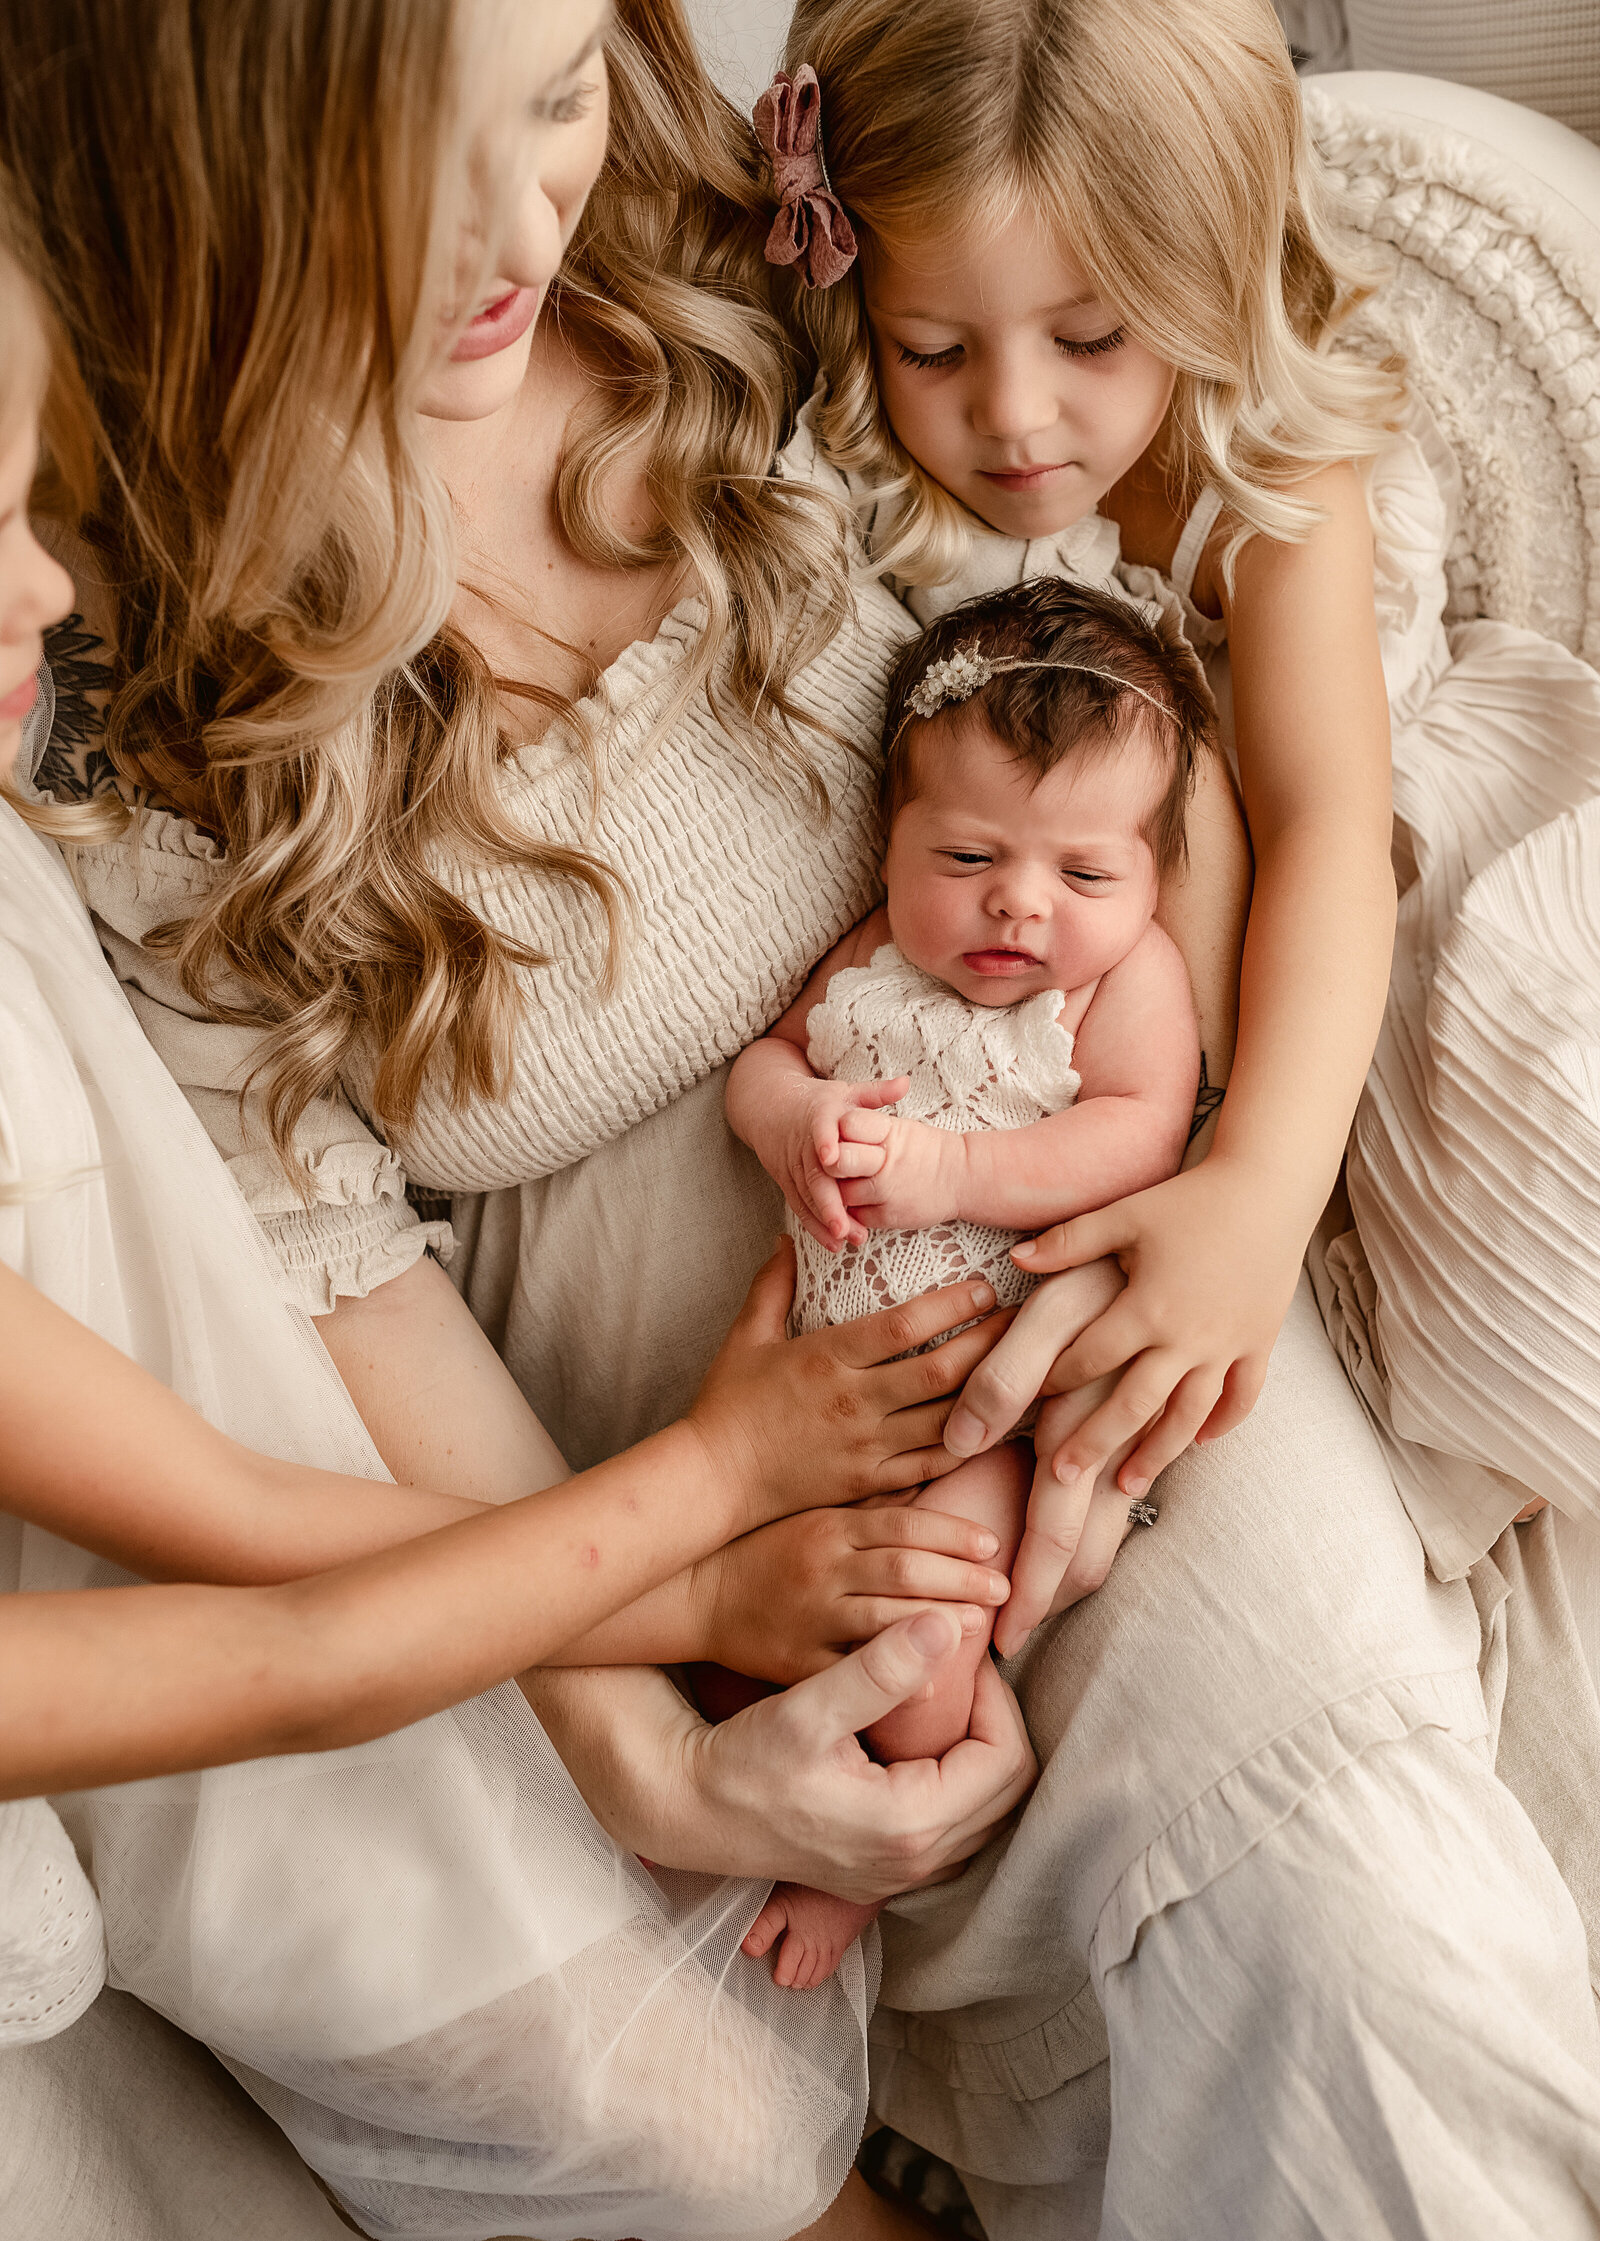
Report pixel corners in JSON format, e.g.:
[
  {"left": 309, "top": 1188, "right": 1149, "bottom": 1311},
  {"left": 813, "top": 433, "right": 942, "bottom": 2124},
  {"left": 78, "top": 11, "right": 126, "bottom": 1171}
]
[{"left": 1305, "top": 74, "right": 1600, "bottom": 664}]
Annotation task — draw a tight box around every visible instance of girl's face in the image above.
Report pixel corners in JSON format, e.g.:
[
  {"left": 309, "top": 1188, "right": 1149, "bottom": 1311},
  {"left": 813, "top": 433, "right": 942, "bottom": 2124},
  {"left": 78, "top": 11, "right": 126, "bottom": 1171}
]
[
  {"left": 421, "top": 0, "right": 612, "bottom": 423},
  {"left": 885, "top": 710, "right": 1162, "bottom": 1009},
  {"left": 863, "top": 207, "right": 1176, "bottom": 541},
  {"left": 0, "top": 389, "right": 74, "bottom": 775}
]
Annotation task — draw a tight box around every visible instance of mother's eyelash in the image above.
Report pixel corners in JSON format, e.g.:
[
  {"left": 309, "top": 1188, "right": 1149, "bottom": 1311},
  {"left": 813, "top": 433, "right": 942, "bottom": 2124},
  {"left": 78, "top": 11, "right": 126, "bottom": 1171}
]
[{"left": 1057, "top": 326, "right": 1127, "bottom": 360}]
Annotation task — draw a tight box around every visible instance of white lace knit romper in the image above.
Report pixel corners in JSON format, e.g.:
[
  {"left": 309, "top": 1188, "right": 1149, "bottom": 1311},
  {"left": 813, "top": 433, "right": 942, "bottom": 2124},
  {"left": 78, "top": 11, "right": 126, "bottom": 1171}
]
[{"left": 789, "top": 944, "right": 1082, "bottom": 1336}]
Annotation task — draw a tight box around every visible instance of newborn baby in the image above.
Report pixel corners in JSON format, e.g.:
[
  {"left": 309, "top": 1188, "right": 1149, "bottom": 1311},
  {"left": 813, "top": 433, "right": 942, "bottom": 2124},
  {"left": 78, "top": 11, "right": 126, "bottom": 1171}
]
[{"left": 725, "top": 576, "right": 1212, "bottom": 1987}]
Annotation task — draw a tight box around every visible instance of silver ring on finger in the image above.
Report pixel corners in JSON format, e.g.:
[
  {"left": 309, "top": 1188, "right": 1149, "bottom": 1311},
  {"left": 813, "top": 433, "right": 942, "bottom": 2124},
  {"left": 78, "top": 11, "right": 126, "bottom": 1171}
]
[{"left": 1126, "top": 1496, "right": 1159, "bottom": 1529}]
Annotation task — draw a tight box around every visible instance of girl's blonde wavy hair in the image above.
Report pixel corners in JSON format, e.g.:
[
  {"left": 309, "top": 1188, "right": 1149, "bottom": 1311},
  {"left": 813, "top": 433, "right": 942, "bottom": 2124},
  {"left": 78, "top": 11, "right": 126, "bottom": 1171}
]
[
  {"left": 783, "top": 0, "right": 1401, "bottom": 586},
  {"left": 0, "top": 0, "right": 850, "bottom": 1167}
]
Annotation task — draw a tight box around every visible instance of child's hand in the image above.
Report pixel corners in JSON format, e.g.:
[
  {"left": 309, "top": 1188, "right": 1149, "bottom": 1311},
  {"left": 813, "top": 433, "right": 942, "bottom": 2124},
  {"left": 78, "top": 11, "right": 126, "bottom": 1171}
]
[
  {"left": 765, "top": 1077, "right": 913, "bottom": 1250},
  {"left": 943, "top": 1162, "right": 1306, "bottom": 1646},
  {"left": 836, "top": 1112, "right": 963, "bottom": 1232},
  {"left": 688, "top": 1239, "right": 1010, "bottom": 1529},
  {"left": 697, "top": 1502, "right": 1011, "bottom": 1683}
]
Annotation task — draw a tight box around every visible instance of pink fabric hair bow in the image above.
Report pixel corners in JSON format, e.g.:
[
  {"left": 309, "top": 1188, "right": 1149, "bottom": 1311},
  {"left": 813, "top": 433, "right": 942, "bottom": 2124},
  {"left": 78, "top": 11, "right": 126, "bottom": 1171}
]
[{"left": 754, "top": 65, "right": 858, "bottom": 290}]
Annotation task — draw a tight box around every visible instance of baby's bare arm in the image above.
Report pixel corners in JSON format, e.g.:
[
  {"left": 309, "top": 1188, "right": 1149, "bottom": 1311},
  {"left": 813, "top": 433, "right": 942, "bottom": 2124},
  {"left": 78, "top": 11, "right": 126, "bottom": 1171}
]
[
  {"left": 726, "top": 910, "right": 901, "bottom": 1248},
  {"left": 834, "top": 931, "right": 1197, "bottom": 1235}
]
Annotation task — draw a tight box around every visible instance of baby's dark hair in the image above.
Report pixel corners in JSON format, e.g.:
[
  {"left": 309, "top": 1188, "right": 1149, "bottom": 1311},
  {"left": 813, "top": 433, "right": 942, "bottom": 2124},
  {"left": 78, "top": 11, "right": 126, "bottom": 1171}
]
[{"left": 881, "top": 578, "right": 1216, "bottom": 876}]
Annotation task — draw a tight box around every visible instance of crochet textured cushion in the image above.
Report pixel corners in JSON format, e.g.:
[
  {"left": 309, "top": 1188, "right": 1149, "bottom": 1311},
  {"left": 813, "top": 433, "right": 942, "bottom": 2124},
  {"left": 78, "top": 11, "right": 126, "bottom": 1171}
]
[{"left": 1303, "top": 76, "right": 1600, "bottom": 664}]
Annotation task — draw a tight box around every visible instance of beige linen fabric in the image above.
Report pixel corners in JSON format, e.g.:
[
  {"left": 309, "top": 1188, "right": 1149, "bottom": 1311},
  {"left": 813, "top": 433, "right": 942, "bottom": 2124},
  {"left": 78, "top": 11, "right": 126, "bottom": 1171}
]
[
  {"left": 0, "top": 1989, "right": 354, "bottom": 2241},
  {"left": 866, "top": 1284, "right": 1600, "bottom": 2241}
]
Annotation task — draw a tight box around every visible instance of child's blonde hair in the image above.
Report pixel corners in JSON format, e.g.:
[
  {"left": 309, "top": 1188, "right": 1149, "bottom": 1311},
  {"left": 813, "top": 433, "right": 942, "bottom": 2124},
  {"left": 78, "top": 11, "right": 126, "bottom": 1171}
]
[{"left": 783, "top": 0, "right": 1400, "bottom": 585}]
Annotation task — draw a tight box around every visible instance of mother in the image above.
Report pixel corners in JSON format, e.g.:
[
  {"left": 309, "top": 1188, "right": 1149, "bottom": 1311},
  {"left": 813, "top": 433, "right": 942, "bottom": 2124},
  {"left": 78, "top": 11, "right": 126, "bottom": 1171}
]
[{"left": 10, "top": 4, "right": 1600, "bottom": 2241}]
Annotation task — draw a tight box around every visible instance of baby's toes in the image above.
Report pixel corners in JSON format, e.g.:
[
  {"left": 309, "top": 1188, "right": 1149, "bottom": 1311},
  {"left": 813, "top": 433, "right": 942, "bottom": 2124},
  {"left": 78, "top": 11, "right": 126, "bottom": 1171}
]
[{"left": 741, "top": 1895, "right": 789, "bottom": 1962}]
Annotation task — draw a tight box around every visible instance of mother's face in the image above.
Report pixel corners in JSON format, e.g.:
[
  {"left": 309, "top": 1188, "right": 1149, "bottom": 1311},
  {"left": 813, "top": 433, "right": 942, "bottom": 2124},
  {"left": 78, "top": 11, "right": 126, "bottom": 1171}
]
[{"left": 421, "top": 0, "right": 612, "bottom": 423}]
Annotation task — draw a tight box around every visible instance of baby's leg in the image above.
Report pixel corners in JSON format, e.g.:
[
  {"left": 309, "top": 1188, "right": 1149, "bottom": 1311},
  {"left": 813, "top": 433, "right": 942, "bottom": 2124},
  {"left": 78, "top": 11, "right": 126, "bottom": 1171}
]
[
  {"left": 862, "top": 1441, "right": 1029, "bottom": 1763},
  {"left": 743, "top": 1446, "right": 1028, "bottom": 1991}
]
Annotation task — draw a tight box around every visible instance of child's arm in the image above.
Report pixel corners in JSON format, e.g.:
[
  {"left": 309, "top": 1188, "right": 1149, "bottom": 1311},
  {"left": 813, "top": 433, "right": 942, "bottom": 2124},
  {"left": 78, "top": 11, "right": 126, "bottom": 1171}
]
[
  {"left": 832, "top": 925, "right": 1197, "bottom": 1233},
  {"left": 725, "top": 909, "right": 908, "bottom": 1250},
  {"left": 0, "top": 1251, "right": 1008, "bottom": 1798},
  {"left": 542, "top": 1498, "right": 1011, "bottom": 1678},
  {"left": 948, "top": 467, "right": 1394, "bottom": 1641}
]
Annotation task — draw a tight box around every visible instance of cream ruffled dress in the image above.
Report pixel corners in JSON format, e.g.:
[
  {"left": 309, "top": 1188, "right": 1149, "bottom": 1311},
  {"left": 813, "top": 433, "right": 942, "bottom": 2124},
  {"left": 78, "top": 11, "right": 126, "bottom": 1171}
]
[{"left": 1, "top": 705, "right": 877, "bottom": 2238}]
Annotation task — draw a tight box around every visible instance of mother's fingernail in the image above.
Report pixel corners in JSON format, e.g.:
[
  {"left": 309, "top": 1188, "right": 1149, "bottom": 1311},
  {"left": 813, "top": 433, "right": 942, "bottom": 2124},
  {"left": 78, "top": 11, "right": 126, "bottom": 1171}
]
[
  {"left": 909, "top": 1609, "right": 956, "bottom": 1655},
  {"left": 1012, "top": 1238, "right": 1038, "bottom": 1262},
  {"left": 969, "top": 1281, "right": 995, "bottom": 1311},
  {"left": 1054, "top": 1459, "right": 1081, "bottom": 1488},
  {"left": 976, "top": 1530, "right": 1000, "bottom": 1557},
  {"left": 946, "top": 1408, "right": 986, "bottom": 1456}
]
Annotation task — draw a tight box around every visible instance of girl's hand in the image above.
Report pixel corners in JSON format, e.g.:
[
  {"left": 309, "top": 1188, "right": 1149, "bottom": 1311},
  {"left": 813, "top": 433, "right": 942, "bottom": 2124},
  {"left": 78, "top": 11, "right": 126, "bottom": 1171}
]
[
  {"left": 762, "top": 1076, "right": 912, "bottom": 1250},
  {"left": 698, "top": 1502, "right": 1011, "bottom": 1683},
  {"left": 946, "top": 1164, "right": 1306, "bottom": 1645},
  {"left": 835, "top": 1110, "right": 962, "bottom": 1231},
  {"left": 688, "top": 1239, "right": 1008, "bottom": 1532}
]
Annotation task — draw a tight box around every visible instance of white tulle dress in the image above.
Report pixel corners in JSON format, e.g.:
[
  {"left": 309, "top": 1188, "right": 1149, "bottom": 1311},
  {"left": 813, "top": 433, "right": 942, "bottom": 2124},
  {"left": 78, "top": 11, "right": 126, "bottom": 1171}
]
[
  {"left": 789, "top": 943, "right": 1081, "bottom": 1334},
  {"left": 0, "top": 728, "right": 875, "bottom": 2236}
]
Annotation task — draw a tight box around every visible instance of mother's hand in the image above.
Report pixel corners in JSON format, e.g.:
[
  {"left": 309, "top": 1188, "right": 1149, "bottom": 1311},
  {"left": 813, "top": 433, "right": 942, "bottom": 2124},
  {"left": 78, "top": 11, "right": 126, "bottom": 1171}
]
[{"left": 676, "top": 1610, "right": 1035, "bottom": 1902}]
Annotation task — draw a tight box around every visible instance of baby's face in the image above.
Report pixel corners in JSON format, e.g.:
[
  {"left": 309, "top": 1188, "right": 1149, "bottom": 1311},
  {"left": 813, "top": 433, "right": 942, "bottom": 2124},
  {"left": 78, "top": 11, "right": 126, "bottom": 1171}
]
[
  {"left": 863, "top": 207, "right": 1175, "bottom": 542},
  {"left": 885, "top": 710, "right": 1162, "bottom": 1008}
]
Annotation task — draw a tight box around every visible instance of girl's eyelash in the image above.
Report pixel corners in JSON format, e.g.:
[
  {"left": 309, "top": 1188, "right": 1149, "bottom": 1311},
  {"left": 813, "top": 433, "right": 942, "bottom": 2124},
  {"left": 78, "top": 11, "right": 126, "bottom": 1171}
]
[
  {"left": 897, "top": 343, "right": 962, "bottom": 371},
  {"left": 1056, "top": 326, "right": 1127, "bottom": 360}
]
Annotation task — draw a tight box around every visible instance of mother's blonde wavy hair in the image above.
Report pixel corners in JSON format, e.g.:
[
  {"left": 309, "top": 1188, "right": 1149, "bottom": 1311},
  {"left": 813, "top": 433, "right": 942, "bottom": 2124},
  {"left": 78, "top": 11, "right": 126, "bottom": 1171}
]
[
  {"left": 783, "top": 0, "right": 1401, "bottom": 586},
  {"left": 0, "top": 0, "right": 850, "bottom": 1166}
]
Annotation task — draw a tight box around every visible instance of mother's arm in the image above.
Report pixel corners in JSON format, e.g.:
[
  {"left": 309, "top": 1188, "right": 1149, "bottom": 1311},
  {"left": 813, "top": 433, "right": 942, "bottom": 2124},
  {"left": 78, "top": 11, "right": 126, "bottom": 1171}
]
[
  {"left": 523, "top": 1632, "right": 1036, "bottom": 1903},
  {"left": 317, "top": 1254, "right": 571, "bottom": 1501}
]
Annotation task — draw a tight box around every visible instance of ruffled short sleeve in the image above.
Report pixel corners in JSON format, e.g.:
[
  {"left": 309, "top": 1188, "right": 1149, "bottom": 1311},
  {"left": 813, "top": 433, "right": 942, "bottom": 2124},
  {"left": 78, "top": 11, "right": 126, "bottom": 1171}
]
[{"left": 70, "top": 807, "right": 450, "bottom": 1315}]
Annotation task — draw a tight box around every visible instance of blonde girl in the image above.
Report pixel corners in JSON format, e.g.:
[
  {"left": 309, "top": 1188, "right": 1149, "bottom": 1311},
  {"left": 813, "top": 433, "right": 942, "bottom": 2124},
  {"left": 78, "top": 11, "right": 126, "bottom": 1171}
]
[
  {"left": 0, "top": 10, "right": 1033, "bottom": 2239},
  {"left": 778, "top": 0, "right": 1408, "bottom": 1626}
]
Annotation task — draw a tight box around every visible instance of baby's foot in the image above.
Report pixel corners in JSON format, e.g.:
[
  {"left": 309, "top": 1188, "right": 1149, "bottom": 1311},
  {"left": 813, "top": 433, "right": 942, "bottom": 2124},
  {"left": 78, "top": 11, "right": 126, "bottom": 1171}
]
[{"left": 742, "top": 1883, "right": 882, "bottom": 1990}]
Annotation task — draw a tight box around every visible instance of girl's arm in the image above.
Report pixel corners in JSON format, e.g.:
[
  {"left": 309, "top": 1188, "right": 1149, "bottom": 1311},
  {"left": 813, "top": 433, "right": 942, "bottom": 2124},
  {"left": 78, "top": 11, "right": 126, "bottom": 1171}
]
[
  {"left": 830, "top": 925, "right": 1198, "bottom": 1233},
  {"left": 1155, "top": 745, "right": 1252, "bottom": 1160},
  {"left": 1, "top": 1261, "right": 487, "bottom": 1580},
  {"left": 0, "top": 1251, "right": 1008, "bottom": 1799},
  {"left": 946, "top": 467, "right": 1395, "bottom": 1641}
]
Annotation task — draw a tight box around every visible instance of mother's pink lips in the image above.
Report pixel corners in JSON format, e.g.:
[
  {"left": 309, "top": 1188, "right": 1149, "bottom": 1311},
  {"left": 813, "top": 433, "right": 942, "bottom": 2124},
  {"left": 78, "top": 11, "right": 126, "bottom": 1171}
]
[{"left": 449, "top": 286, "right": 538, "bottom": 363}]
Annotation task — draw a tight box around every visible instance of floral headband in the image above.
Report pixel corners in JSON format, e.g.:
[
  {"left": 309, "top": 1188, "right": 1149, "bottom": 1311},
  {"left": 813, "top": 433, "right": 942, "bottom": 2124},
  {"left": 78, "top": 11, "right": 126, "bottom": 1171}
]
[
  {"left": 904, "top": 645, "right": 1172, "bottom": 727},
  {"left": 753, "top": 65, "right": 858, "bottom": 289}
]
